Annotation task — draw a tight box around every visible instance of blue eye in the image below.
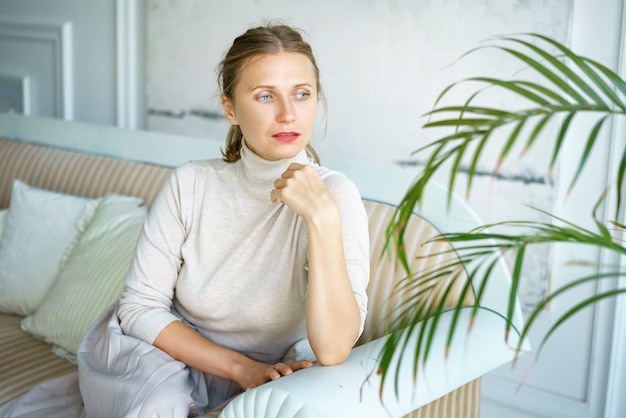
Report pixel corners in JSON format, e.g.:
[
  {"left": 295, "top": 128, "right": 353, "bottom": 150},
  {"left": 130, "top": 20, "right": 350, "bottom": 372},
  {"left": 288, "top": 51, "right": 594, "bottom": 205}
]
[
  {"left": 258, "top": 94, "right": 272, "bottom": 102},
  {"left": 295, "top": 92, "right": 310, "bottom": 100}
]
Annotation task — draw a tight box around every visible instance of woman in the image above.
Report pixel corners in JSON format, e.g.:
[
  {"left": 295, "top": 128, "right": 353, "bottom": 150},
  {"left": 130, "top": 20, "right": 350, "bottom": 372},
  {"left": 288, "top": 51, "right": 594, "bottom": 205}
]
[{"left": 78, "top": 23, "right": 370, "bottom": 417}]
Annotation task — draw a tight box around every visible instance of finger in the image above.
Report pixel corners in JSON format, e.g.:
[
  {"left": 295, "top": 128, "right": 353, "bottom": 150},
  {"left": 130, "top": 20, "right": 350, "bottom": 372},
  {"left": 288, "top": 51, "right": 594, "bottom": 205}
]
[
  {"left": 280, "top": 169, "right": 294, "bottom": 179},
  {"left": 289, "top": 360, "right": 316, "bottom": 371},
  {"left": 281, "top": 163, "right": 308, "bottom": 179},
  {"left": 286, "top": 162, "right": 305, "bottom": 171},
  {"left": 267, "top": 368, "right": 281, "bottom": 380},
  {"left": 269, "top": 189, "right": 281, "bottom": 204},
  {"left": 273, "top": 362, "right": 294, "bottom": 377},
  {"left": 273, "top": 178, "right": 287, "bottom": 189}
]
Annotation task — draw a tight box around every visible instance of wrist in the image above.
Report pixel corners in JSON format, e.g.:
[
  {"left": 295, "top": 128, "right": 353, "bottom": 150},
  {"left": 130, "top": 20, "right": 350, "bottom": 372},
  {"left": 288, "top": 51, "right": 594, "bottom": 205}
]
[
  {"left": 305, "top": 202, "right": 340, "bottom": 233},
  {"left": 229, "top": 354, "right": 256, "bottom": 384}
]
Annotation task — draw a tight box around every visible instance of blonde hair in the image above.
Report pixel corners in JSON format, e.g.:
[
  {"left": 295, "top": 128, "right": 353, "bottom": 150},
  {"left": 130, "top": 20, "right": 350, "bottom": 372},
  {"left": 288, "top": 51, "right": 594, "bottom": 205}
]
[{"left": 218, "top": 24, "right": 324, "bottom": 163}]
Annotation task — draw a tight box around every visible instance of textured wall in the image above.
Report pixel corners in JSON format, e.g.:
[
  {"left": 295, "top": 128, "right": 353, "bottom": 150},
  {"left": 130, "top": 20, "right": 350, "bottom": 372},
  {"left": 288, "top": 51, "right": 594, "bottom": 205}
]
[{"left": 145, "top": 0, "right": 570, "bottom": 162}]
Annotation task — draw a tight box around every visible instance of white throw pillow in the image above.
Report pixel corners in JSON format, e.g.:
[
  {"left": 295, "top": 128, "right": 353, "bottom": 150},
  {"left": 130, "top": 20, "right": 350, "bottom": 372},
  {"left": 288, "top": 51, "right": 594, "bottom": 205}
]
[
  {"left": 0, "top": 180, "right": 98, "bottom": 315},
  {"left": 22, "top": 193, "right": 147, "bottom": 362}
]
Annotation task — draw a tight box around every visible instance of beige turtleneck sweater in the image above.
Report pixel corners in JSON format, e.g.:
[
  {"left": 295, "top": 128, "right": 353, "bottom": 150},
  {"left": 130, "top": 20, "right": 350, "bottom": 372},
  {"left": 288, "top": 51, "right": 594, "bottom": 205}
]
[{"left": 117, "top": 143, "right": 369, "bottom": 364}]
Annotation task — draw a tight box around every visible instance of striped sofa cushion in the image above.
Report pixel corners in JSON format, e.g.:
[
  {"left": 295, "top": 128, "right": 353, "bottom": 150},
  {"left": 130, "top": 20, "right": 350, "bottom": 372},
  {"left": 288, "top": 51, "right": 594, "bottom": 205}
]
[
  {"left": 0, "top": 138, "right": 173, "bottom": 209},
  {"left": 0, "top": 314, "right": 77, "bottom": 405},
  {"left": 407, "top": 379, "right": 480, "bottom": 418}
]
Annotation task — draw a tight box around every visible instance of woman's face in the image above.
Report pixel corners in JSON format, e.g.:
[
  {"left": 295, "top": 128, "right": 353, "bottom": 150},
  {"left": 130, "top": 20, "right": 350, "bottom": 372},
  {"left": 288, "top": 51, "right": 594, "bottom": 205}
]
[{"left": 222, "top": 52, "right": 318, "bottom": 161}]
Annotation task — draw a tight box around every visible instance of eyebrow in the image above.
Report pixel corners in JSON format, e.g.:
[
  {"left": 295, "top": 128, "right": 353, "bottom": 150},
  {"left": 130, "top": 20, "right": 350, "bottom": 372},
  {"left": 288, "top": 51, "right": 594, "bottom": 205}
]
[{"left": 250, "top": 83, "right": 314, "bottom": 92}]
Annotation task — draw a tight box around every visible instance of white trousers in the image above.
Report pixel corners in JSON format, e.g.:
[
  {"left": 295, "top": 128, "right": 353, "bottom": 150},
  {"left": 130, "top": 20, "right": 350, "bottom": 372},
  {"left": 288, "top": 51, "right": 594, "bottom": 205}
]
[{"left": 77, "top": 304, "right": 242, "bottom": 418}]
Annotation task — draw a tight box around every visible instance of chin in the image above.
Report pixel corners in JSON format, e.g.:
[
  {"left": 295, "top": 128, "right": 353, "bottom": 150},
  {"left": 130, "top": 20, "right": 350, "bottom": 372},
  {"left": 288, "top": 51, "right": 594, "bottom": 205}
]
[
  {"left": 265, "top": 152, "right": 300, "bottom": 161},
  {"left": 264, "top": 143, "right": 307, "bottom": 161}
]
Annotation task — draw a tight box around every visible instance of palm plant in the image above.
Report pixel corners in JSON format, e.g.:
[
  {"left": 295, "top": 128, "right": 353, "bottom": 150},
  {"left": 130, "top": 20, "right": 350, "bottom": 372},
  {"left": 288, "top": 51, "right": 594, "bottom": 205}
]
[{"left": 379, "top": 33, "right": 626, "bottom": 390}]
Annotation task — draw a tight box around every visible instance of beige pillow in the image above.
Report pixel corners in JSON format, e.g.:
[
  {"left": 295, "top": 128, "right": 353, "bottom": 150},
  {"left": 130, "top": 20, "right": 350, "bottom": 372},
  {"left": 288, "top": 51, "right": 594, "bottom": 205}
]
[{"left": 22, "top": 193, "right": 147, "bottom": 362}]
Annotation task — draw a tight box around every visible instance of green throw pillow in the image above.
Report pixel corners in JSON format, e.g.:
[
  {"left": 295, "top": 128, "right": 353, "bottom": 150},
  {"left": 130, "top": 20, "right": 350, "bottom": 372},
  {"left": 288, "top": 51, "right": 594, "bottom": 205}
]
[{"left": 21, "top": 193, "right": 147, "bottom": 362}]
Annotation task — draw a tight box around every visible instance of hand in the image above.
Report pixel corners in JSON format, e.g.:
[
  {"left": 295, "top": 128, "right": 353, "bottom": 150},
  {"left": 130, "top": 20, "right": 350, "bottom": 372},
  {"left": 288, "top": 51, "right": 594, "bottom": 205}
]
[
  {"left": 270, "top": 163, "right": 337, "bottom": 222},
  {"left": 236, "top": 360, "right": 316, "bottom": 391}
]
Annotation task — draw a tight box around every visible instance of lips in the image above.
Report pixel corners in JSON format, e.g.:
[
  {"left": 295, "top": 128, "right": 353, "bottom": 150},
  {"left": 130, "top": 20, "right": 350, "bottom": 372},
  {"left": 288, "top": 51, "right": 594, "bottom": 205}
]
[{"left": 272, "top": 131, "right": 300, "bottom": 143}]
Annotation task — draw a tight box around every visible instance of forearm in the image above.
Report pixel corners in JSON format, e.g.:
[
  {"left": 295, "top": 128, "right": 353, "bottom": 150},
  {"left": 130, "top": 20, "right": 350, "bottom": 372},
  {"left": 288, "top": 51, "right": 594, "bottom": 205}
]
[
  {"left": 305, "top": 209, "right": 361, "bottom": 366},
  {"left": 270, "top": 163, "right": 364, "bottom": 365},
  {"left": 153, "top": 320, "right": 253, "bottom": 382}
]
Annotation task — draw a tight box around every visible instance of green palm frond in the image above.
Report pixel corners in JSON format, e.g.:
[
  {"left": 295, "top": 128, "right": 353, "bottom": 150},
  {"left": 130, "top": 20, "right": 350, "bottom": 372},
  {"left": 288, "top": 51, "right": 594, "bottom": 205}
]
[
  {"left": 381, "top": 33, "right": 626, "bottom": 392},
  {"left": 389, "top": 33, "right": 626, "bottom": 242}
]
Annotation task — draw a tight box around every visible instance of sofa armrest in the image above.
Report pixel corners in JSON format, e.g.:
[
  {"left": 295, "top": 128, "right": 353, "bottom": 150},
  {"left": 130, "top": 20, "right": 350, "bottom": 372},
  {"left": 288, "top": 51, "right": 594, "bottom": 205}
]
[{"left": 219, "top": 308, "right": 529, "bottom": 418}]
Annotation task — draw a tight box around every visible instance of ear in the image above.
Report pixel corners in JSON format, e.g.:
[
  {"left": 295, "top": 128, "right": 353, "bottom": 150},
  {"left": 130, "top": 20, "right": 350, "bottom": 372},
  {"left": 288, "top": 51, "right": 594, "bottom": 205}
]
[{"left": 222, "top": 95, "right": 238, "bottom": 125}]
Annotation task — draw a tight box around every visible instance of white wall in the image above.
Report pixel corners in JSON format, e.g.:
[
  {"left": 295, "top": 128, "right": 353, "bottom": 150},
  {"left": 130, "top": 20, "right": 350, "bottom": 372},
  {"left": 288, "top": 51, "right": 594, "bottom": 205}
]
[{"left": 144, "top": 0, "right": 570, "bottom": 165}]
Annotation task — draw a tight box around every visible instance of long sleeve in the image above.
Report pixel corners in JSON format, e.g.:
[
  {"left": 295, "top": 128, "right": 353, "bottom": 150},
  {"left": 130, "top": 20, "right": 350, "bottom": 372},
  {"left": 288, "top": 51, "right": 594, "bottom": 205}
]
[
  {"left": 320, "top": 171, "right": 370, "bottom": 337},
  {"left": 117, "top": 163, "right": 192, "bottom": 343}
]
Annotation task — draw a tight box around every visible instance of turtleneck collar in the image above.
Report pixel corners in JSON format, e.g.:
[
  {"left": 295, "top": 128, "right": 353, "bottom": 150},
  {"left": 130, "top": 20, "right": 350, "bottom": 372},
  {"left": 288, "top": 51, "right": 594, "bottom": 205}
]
[{"left": 237, "top": 140, "right": 311, "bottom": 198}]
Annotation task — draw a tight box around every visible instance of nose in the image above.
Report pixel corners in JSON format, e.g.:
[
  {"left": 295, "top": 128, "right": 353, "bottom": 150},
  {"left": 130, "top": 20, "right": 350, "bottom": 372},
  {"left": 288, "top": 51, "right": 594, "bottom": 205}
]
[{"left": 276, "top": 97, "right": 295, "bottom": 123}]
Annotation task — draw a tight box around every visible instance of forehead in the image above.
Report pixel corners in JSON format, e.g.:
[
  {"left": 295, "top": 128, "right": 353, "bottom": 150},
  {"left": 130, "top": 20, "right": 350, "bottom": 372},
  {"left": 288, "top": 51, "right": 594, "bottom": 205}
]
[{"left": 236, "top": 52, "right": 317, "bottom": 90}]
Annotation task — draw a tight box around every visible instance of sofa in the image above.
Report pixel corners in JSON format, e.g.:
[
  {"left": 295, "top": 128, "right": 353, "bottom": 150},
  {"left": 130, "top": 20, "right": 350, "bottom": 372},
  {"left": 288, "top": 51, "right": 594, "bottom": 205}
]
[{"left": 0, "top": 114, "right": 525, "bottom": 417}]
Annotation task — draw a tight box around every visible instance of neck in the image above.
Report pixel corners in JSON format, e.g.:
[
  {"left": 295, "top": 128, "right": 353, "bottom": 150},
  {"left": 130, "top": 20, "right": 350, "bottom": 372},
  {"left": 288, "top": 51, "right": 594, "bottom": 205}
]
[{"left": 237, "top": 140, "right": 310, "bottom": 198}]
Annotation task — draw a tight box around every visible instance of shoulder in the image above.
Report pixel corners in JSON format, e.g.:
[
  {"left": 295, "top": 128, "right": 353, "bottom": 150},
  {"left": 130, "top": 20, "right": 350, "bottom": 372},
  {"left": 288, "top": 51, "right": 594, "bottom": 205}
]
[
  {"left": 314, "top": 164, "right": 363, "bottom": 204},
  {"left": 159, "top": 159, "right": 232, "bottom": 203},
  {"left": 315, "top": 164, "right": 358, "bottom": 193},
  {"left": 174, "top": 158, "right": 229, "bottom": 176},
  {"left": 168, "top": 158, "right": 231, "bottom": 184}
]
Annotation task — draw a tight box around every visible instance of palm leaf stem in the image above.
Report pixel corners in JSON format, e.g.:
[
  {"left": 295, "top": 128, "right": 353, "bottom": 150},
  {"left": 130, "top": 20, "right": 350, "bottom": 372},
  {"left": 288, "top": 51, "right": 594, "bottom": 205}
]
[
  {"left": 466, "top": 129, "right": 492, "bottom": 197},
  {"left": 446, "top": 269, "right": 479, "bottom": 355}
]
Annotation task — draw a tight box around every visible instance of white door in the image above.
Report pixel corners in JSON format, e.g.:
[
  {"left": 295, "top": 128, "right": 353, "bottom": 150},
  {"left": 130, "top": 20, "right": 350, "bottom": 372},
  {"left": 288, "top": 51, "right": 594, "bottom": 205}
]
[{"left": 0, "top": 0, "right": 141, "bottom": 128}]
